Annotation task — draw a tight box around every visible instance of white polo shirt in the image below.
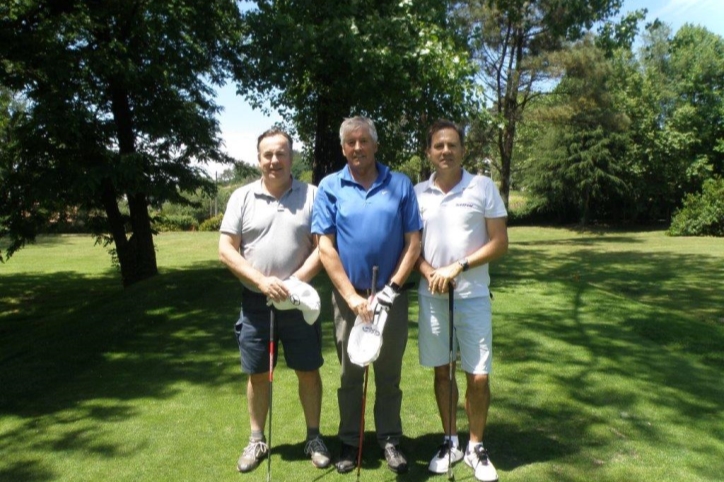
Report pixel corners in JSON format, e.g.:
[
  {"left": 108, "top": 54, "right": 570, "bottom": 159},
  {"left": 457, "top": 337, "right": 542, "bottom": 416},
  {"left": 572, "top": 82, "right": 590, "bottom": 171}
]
[{"left": 414, "top": 169, "right": 507, "bottom": 299}]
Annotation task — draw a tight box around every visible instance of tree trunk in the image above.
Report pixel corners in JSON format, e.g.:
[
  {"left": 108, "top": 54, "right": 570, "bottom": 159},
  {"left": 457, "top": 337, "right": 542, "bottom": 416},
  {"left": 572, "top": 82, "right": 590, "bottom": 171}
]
[
  {"left": 312, "top": 97, "right": 348, "bottom": 185},
  {"left": 109, "top": 83, "right": 159, "bottom": 287}
]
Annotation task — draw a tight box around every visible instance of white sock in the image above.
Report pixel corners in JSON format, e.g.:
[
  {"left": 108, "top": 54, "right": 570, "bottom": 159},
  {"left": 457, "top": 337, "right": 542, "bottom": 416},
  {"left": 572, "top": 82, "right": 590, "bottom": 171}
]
[
  {"left": 468, "top": 441, "right": 483, "bottom": 453},
  {"left": 444, "top": 435, "right": 460, "bottom": 448}
]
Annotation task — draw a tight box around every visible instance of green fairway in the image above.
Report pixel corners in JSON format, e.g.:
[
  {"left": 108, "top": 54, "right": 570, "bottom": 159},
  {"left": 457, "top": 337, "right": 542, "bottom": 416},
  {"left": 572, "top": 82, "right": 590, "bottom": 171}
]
[{"left": 1, "top": 229, "right": 722, "bottom": 481}]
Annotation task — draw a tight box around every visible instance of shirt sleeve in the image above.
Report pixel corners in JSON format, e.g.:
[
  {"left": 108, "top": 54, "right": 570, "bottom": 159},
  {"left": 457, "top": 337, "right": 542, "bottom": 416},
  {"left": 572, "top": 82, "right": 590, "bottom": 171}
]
[
  {"left": 483, "top": 177, "right": 508, "bottom": 218},
  {"left": 400, "top": 176, "right": 424, "bottom": 233},
  {"left": 219, "top": 187, "right": 245, "bottom": 235},
  {"left": 311, "top": 179, "right": 337, "bottom": 235}
]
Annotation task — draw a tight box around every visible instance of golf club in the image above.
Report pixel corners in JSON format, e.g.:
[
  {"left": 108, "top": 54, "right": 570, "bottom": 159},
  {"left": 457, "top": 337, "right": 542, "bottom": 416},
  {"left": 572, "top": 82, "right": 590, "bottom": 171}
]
[
  {"left": 267, "top": 308, "right": 276, "bottom": 482},
  {"left": 447, "top": 282, "right": 456, "bottom": 481},
  {"left": 356, "top": 265, "right": 378, "bottom": 481}
]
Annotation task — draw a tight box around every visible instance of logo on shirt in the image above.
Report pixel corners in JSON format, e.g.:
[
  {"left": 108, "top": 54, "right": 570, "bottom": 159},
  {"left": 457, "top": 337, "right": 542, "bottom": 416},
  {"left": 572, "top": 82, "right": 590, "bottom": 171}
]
[{"left": 456, "top": 203, "right": 475, "bottom": 209}]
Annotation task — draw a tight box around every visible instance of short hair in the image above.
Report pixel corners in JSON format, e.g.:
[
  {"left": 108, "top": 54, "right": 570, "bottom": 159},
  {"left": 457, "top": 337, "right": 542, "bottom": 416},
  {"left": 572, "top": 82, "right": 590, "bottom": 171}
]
[
  {"left": 427, "top": 119, "right": 465, "bottom": 149},
  {"left": 257, "top": 128, "right": 293, "bottom": 154},
  {"left": 339, "top": 116, "right": 378, "bottom": 145}
]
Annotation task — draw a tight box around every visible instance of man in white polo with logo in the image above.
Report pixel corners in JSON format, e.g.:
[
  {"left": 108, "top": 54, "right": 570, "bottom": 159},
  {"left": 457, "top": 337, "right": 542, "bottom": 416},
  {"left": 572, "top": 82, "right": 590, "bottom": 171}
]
[
  {"left": 415, "top": 119, "right": 508, "bottom": 482},
  {"left": 219, "top": 128, "right": 331, "bottom": 473}
]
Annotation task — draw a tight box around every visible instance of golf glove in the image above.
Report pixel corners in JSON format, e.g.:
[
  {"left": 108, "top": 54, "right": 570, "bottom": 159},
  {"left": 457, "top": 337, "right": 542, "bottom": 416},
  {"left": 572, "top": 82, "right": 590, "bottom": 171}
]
[{"left": 375, "top": 284, "right": 399, "bottom": 311}]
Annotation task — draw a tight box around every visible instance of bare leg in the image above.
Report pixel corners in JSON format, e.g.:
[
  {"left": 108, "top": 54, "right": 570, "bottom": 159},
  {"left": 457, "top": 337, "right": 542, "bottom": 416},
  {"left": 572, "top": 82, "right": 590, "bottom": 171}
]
[
  {"left": 247, "top": 372, "right": 270, "bottom": 432},
  {"left": 434, "top": 363, "right": 459, "bottom": 436},
  {"left": 465, "top": 372, "right": 490, "bottom": 444},
  {"left": 296, "top": 369, "right": 322, "bottom": 429}
]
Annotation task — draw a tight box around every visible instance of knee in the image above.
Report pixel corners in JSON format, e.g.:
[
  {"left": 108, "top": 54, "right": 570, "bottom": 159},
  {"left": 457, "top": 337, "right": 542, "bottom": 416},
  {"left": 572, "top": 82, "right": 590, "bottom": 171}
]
[
  {"left": 248, "top": 372, "right": 267, "bottom": 387},
  {"left": 295, "top": 369, "right": 321, "bottom": 384},
  {"left": 468, "top": 373, "right": 490, "bottom": 391},
  {"left": 433, "top": 366, "right": 452, "bottom": 385}
]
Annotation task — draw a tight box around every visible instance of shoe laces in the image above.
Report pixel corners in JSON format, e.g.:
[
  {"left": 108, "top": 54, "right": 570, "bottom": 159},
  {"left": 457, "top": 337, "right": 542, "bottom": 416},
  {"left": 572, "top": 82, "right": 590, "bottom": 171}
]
[
  {"left": 305, "top": 437, "right": 328, "bottom": 455},
  {"left": 436, "top": 440, "right": 453, "bottom": 458},
  {"left": 244, "top": 439, "right": 268, "bottom": 458},
  {"left": 471, "top": 444, "right": 489, "bottom": 465},
  {"left": 384, "top": 444, "right": 402, "bottom": 461}
]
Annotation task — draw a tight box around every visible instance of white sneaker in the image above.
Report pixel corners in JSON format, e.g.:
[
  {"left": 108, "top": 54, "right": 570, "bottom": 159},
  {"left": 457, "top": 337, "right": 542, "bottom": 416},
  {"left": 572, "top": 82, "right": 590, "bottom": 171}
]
[
  {"left": 464, "top": 444, "right": 498, "bottom": 481},
  {"left": 428, "top": 440, "right": 464, "bottom": 474}
]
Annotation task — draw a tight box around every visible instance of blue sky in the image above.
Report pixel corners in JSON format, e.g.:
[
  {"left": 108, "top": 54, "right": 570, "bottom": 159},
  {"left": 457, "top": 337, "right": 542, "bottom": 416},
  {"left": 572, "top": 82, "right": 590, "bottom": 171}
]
[{"left": 209, "top": 0, "right": 724, "bottom": 173}]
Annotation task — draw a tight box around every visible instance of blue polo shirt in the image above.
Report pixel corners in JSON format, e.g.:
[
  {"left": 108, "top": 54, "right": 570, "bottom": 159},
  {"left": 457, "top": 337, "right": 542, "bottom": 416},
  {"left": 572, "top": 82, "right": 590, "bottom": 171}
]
[{"left": 312, "top": 162, "right": 422, "bottom": 291}]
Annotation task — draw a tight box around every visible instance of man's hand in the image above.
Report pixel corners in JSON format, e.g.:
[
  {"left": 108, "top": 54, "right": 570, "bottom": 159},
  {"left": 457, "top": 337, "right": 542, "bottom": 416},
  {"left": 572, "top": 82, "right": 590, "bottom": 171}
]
[
  {"left": 348, "top": 293, "right": 373, "bottom": 323},
  {"left": 375, "top": 284, "right": 399, "bottom": 311},
  {"left": 427, "top": 262, "right": 462, "bottom": 295},
  {"left": 259, "top": 276, "right": 290, "bottom": 303}
]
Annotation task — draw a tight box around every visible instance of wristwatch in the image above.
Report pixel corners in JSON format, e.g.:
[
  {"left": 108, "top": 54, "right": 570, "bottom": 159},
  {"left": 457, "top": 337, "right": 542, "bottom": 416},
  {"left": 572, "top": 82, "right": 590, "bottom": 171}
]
[{"left": 458, "top": 258, "right": 469, "bottom": 272}]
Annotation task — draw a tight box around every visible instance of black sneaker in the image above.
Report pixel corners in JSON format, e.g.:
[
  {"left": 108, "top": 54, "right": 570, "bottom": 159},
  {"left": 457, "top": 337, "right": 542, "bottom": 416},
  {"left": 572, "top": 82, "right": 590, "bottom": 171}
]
[
  {"left": 336, "top": 443, "right": 358, "bottom": 474},
  {"left": 382, "top": 443, "right": 408, "bottom": 474}
]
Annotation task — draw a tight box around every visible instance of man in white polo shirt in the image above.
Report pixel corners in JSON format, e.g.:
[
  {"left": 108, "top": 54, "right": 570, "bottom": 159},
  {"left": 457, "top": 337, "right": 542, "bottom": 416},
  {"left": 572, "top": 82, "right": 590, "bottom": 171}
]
[
  {"left": 414, "top": 119, "right": 508, "bottom": 482},
  {"left": 219, "top": 128, "right": 330, "bottom": 473}
]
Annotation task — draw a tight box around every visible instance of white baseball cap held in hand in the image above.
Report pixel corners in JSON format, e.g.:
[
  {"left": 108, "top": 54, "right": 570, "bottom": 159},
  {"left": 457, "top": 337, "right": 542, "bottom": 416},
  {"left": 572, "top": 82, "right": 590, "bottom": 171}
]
[
  {"left": 348, "top": 297, "right": 389, "bottom": 367},
  {"left": 268, "top": 277, "right": 321, "bottom": 325}
]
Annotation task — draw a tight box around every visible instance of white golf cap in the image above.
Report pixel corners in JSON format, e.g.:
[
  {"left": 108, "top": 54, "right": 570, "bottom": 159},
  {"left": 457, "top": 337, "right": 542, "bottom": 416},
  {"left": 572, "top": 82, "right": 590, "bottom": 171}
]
[
  {"left": 270, "top": 277, "right": 321, "bottom": 325},
  {"left": 347, "top": 301, "right": 388, "bottom": 367}
]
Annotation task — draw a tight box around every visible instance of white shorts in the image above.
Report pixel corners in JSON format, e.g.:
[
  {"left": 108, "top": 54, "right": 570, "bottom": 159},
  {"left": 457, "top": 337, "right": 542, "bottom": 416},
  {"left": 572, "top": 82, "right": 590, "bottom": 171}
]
[{"left": 418, "top": 295, "right": 492, "bottom": 375}]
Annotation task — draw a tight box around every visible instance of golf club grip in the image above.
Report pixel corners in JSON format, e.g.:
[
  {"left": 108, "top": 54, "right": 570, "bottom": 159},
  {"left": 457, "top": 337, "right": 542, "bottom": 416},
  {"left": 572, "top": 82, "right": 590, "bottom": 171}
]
[{"left": 371, "top": 266, "right": 379, "bottom": 296}]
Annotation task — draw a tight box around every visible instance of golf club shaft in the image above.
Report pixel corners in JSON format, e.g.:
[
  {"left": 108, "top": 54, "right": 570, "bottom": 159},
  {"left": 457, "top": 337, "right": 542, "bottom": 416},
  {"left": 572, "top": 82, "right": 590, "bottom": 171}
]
[
  {"left": 356, "top": 266, "right": 379, "bottom": 480},
  {"left": 268, "top": 308, "right": 275, "bottom": 482},
  {"left": 448, "top": 282, "right": 455, "bottom": 480}
]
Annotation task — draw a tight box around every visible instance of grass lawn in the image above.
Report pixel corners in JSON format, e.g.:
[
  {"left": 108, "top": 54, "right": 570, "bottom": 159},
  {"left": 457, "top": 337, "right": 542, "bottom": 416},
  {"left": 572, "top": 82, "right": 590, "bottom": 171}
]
[{"left": 1, "top": 228, "right": 722, "bottom": 481}]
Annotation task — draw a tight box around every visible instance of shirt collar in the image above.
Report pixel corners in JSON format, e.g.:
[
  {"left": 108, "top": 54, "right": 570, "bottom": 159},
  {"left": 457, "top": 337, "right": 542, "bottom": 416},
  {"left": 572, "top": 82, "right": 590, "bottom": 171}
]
[
  {"left": 341, "top": 161, "right": 390, "bottom": 188},
  {"left": 426, "top": 168, "right": 472, "bottom": 194},
  {"left": 252, "top": 177, "right": 298, "bottom": 198}
]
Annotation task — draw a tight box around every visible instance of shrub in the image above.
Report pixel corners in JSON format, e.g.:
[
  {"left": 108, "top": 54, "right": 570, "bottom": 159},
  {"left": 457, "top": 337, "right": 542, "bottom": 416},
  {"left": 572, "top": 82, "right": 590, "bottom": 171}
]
[
  {"left": 668, "top": 177, "right": 724, "bottom": 237},
  {"left": 155, "top": 214, "right": 199, "bottom": 232},
  {"left": 199, "top": 213, "right": 223, "bottom": 232}
]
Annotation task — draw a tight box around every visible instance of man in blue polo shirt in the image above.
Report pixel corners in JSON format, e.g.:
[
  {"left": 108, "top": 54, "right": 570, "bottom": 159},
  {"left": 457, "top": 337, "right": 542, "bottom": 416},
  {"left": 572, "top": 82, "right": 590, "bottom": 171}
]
[{"left": 312, "top": 116, "right": 422, "bottom": 475}]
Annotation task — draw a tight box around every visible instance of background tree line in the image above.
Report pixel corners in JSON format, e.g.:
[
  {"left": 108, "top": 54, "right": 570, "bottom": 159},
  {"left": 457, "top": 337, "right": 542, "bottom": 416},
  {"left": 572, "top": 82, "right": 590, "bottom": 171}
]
[{"left": 1, "top": 0, "right": 722, "bottom": 286}]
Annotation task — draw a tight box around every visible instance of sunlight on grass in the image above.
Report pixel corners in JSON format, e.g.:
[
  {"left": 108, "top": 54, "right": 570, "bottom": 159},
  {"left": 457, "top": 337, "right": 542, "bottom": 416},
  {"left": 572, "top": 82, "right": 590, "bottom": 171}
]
[{"left": 1, "top": 228, "right": 722, "bottom": 481}]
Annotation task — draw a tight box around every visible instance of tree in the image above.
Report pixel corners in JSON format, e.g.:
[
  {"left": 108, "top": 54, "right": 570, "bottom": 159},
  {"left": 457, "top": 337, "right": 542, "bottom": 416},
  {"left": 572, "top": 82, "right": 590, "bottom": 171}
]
[
  {"left": 456, "top": 0, "right": 623, "bottom": 207},
  {"left": 235, "top": 0, "right": 474, "bottom": 184},
  {"left": 616, "top": 22, "right": 724, "bottom": 222},
  {"left": 0, "top": 1, "right": 242, "bottom": 286},
  {"left": 524, "top": 37, "right": 630, "bottom": 224},
  {"left": 666, "top": 25, "right": 724, "bottom": 187}
]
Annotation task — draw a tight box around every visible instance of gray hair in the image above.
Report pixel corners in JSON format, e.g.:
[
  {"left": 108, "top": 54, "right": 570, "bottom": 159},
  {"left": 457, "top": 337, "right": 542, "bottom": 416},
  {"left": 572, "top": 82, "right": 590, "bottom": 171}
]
[{"left": 339, "top": 116, "right": 378, "bottom": 145}]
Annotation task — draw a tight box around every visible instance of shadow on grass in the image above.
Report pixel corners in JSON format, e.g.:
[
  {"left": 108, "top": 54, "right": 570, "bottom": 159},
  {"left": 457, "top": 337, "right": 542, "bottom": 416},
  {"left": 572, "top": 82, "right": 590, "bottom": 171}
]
[
  {"left": 2, "top": 233, "right": 723, "bottom": 481},
  {"left": 487, "top": 237, "right": 724, "bottom": 479},
  {"left": 0, "top": 262, "right": 246, "bottom": 479}
]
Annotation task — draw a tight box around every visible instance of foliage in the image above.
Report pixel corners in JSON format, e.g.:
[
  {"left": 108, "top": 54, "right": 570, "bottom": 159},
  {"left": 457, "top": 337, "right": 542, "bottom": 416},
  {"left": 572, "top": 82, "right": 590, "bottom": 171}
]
[
  {"left": 668, "top": 177, "right": 724, "bottom": 237},
  {"left": 235, "top": 0, "right": 474, "bottom": 183},
  {"left": 153, "top": 214, "right": 199, "bottom": 232},
  {"left": 199, "top": 213, "right": 224, "bottom": 232},
  {"left": 455, "top": 0, "right": 624, "bottom": 206},
  {"left": 0, "top": 0, "right": 242, "bottom": 286},
  {"left": 523, "top": 38, "right": 630, "bottom": 224}
]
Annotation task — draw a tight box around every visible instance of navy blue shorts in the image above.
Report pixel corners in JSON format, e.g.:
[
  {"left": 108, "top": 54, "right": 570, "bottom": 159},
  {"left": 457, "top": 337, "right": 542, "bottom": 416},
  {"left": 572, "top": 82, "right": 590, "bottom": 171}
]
[{"left": 234, "top": 288, "right": 324, "bottom": 374}]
